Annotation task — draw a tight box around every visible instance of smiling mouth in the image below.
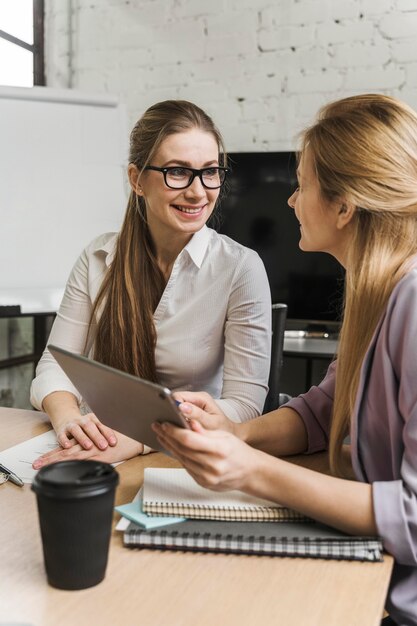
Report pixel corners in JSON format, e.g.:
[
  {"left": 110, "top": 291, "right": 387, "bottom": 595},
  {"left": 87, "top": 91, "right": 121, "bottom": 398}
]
[{"left": 173, "top": 204, "right": 205, "bottom": 214}]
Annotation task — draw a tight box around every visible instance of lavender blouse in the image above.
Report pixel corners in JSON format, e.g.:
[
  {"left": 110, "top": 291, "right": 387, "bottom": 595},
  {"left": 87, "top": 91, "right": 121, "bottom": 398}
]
[{"left": 286, "top": 265, "right": 417, "bottom": 626}]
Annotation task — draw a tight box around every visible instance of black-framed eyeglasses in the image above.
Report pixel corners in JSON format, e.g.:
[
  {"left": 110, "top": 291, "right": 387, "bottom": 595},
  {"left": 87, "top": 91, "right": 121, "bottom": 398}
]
[{"left": 144, "top": 165, "right": 229, "bottom": 189}]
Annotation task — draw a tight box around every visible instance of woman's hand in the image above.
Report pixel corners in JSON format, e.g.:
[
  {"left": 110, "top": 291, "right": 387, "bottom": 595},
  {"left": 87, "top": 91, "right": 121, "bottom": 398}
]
[
  {"left": 174, "top": 391, "right": 237, "bottom": 434},
  {"left": 152, "top": 419, "right": 259, "bottom": 493},
  {"left": 32, "top": 431, "right": 142, "bottom": 469},
  {"left": 54, "top": 412, "right": 117, "bottom": 451}
]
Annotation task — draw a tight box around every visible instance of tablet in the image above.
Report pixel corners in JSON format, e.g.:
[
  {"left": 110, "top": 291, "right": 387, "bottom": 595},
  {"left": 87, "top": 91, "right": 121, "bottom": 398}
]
[{"left": 48, "top": 344, "right": 190, "bottom": 452}]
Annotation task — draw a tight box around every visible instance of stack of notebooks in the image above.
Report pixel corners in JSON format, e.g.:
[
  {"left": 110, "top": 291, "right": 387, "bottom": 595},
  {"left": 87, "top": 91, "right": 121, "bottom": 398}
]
[{"left": 116, "top": 468, "right": 383, "bottom": 562}]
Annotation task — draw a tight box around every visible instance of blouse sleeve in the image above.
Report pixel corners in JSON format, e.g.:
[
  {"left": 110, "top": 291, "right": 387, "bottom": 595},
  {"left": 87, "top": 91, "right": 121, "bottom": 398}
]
[
  {"left": 215, "top": 250, "right": 272, "bottom": 422},
  {"left": 283, "top": 360, "right": 337, "bottom": 453},
  {"left": 30, "top": 246, "right": 94, "bottom": 410},
  {"left": 372, "top": 276, "right": 417, "bottom": 566}
]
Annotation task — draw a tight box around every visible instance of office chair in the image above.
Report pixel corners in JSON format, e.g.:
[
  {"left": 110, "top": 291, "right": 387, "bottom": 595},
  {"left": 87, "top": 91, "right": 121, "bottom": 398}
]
[{"left": 263, "top": 303, "right": 289, "bottom": 413}]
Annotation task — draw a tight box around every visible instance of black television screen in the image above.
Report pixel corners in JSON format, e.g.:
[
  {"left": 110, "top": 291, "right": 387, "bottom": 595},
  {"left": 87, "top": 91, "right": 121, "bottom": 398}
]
[{"left": 216, "top": 152, "right": 345, "bottom": 328}]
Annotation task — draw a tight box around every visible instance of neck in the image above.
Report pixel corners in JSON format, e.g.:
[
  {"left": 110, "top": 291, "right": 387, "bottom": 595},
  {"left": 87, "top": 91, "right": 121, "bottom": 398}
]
[{"left": 148, "top": 226, "right": 194, "bottom": 282}]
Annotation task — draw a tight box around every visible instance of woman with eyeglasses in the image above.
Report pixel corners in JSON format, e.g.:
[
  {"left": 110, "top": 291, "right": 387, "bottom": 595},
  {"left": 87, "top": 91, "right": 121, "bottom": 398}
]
[
  {"left": 30, "top": 100, "right": 271, "bottom": 467},
  {"left": 153, "top": 94, "right": 417, "bottom": 626}
]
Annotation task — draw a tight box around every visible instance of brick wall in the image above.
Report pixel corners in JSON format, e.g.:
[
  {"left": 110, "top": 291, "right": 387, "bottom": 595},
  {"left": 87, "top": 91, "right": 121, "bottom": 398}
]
[{"left": 45, "top": 0, "right": 417, "bottom": 151}]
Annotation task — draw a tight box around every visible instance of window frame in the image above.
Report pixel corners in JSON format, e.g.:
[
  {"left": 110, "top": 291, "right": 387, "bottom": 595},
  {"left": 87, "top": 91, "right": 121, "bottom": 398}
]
[{"left": 0, "top": 0, "right": 45, "bottom": 86}]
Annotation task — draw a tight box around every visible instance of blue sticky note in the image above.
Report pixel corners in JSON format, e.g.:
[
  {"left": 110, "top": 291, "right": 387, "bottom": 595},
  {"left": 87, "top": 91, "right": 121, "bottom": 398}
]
[{"left": 116, "top": 498, "right": 186, "bottom": 530}]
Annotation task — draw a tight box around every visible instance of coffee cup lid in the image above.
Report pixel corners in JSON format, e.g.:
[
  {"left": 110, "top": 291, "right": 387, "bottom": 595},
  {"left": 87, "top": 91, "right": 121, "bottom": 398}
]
[{"left": 31, "top": 460, "right": 119, "bottom": 499}]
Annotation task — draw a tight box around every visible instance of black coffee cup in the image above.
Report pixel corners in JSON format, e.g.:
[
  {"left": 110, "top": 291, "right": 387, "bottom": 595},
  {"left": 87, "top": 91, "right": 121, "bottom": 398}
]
[{"left": 31, "top": 460, "right": 119, "bottom": 590}]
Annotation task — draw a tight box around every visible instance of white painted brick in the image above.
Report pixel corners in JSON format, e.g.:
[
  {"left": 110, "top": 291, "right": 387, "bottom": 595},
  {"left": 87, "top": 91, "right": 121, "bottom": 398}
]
[
  {"left": 178, "top": 57, "right": 249, "bottom": 82},
  {"left": 151, "top": 38, "right": 206, "bottom": 64},
  {"left": 128, "top": 86, "right": 182, "bottom": 117},
  {"left": 103, "top": 23, "right": 155, "bottom": 50},
  {"left": 330, "top": 41, "right": 391, "bottom": 68},
  {"left": 176, "top": 81, "right": 228, "bottom": 104},
  {"left": 172, "top": 0, "right": 224, "bottom": 18},
  {"left": 209, "top": 100, "right": 243, "bottom": 126},
  {"left": 237, "top": 51, "right": 288, "bottom": 77},
  {"left": 329, "top": 0, "right": 362, "bottom": 20},
  {"left": 205, "top": 10, "right": 259, "bottom": 37},
  {"left": 292, "top": 92, "right": 329, "bottom": 122},
  {"left": 361, "top": 0, "right": 395, "bottom": 15},
  {"left": 108, "top": 0, "right": 174, "bottom": 25},
  {"left": 151, "top": 18, "right": 206, "bottom": 44},
  {"left": 105, "top": 67, "right": 147, "bottom": 93},
  {"left": 397, "top": 89, "right": 417, "bottom": 113},
  {"left": 405, "top": 64, "right": 417, "bottom": 88},
  {"left": 228, "top": 75, "right": 284, "bottom": 99},
  {"left": 74, "top": 69, "right": 108, "bottom": 93},
  {"left": 226, "top": 0, "right": 265, "bottom": 9},
  {"left": 396, "top": 0, "right": 417, "bottom": 11},
  {"left": 113, "top": 47, "right": 154, "bottom": 67},
  {"left": 240, "top": 97, "right": 284, "bottom": 122},
  {"left": 261, "top": 1, "right": 330, "bottom": 27},
  {"left": 241, "top": 47, "right": 329, "bottom": 76},
  {"left": 258, "top": 25, "right": 316, "bottom": 51},
  {"left": 143, "top": 63, "right": 192, "bottom": 88},
  {"left": 256, "top": 118, "right": 292, "bottom": 144},
  {"left": 44, "top": 1, "right": 71, "bottom": 87},
  {"left": 316, "top": 20, "right": 374, "bottom": 44},
  {"left": 44, "top": 0, "right": 417, "bottom": 152},
  {"left": 287, "top": 46, "right": 331, "bottom": 71},
  {"left": 287, "top": 69, "right": 344, "bottom": 93},
  {"left": 205, "top": 33, "right": 258, "bottom": 58},
  {"left": 344, "top": 66, "right": 405, "bottom": 90},
  {"left": 391, "top": 39, "right": 417, "bottom": 63},
  {"left": 379, "top": 12, "right": 417, "bottom": 38},
  {"left": 76, "top": 48, "right": 119, "bottom": 70}
]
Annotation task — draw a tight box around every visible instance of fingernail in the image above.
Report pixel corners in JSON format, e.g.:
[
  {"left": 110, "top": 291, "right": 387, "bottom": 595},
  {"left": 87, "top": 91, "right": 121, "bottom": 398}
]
[
  {"left": 99, "top": 441, "right": 108, "bottom": 450},
  {"left": 33, "top": 461, "right": 42, "bottom": 469},
  {"left": 180, "top": 403, "right": 192, "bottom": 414},
  {"left": 109, "top": 437, "right": 117, "bottom": 445}
]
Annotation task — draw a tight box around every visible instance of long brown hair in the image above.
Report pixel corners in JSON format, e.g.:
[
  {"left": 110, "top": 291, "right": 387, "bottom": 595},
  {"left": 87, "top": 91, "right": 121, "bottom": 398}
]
[
  {"left": 300, "top": 94, "right": 417, "bottom": 475},
  {"left": 89, "top": 100, "right": 227, "bottom": 381}
]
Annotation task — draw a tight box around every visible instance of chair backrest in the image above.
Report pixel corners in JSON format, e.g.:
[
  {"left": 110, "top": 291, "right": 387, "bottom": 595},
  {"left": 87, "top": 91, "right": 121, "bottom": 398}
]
[{"left": 264, "top": 303, "right": 288, "bottom": 413}]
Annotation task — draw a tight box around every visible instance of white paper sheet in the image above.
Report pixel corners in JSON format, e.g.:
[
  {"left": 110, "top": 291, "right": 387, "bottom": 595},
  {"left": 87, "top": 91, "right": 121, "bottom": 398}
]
[
  {"left": 0, "top": 430, "right": 124, "bottom": 485},
  {"left": 0, "top": 430, "right": 59, "bottom": 484}
]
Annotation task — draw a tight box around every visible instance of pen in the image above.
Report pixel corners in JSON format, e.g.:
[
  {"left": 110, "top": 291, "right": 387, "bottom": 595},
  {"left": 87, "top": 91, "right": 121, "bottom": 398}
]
[{"left": 0, "top": 462, "right": 24, "bottom": 487}]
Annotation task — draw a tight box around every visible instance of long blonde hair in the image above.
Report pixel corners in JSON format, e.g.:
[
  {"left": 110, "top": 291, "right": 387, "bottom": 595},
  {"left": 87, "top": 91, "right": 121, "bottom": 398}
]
[
  {"left": 300, "top": 94, "right": 417, "bottom": 475},
  {"left": 89, "top": 100, "right": 227, "bottom": 382}
]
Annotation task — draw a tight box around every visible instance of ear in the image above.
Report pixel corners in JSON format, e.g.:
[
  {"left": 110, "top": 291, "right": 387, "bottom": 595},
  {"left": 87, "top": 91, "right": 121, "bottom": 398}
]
[
  {"left": 128, "top": 163, "right": 143, "bottom": 195},
  {"left": 336, "top": 201, "right": 356, "bottom": 230}
]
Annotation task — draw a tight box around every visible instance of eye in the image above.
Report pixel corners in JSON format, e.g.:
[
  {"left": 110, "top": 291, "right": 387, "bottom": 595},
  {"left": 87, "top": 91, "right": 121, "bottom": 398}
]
[
  {"left": 203, "top": 168, "right": 218, "bottom": 177},
  {"left": 169, "top": 167, "right": 189, "bottom": 178}
]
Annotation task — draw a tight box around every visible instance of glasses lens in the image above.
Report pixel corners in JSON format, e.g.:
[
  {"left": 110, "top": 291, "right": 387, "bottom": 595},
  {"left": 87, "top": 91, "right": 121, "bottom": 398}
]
[
  {"left": 165, "top": 167, "right": 192, "bottom": 189},
  {"left": 202, "top": 168, "right": 225, "bottom": 189}
]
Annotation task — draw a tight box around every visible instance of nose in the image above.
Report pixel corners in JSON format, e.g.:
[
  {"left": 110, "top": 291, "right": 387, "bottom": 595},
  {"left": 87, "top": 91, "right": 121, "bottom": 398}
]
[
  {"left": 184, "top": 175, "right": 207, "bottom": 198},
  {"left": 288, "top": 189, "right": 298, "bottom": 209}
]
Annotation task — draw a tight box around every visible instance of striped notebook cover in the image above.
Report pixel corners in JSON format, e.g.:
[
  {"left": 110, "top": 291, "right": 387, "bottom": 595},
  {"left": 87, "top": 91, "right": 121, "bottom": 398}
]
[
  {"left": 142, "top": 468, "right": 309, "bottom": 522},
  {"left": 124, "top": 519, "right": 384, "bottom": 562}
]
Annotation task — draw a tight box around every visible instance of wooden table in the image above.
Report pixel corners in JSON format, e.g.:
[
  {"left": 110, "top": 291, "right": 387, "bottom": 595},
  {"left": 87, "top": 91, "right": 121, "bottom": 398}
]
[{"left": 0, "top": 408, "right": 393, "bottom": 626}]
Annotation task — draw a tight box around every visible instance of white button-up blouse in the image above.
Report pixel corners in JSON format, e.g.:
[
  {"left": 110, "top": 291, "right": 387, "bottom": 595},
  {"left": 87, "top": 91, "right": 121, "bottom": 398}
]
[{"left": 30, "top": 226, "right": 272, "bottom": 422}]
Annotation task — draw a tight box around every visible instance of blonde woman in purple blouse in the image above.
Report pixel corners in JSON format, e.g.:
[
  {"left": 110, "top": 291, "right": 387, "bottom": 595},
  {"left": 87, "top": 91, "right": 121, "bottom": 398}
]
[{"left": 153, "top": 94, "right": 417, "bottom": 626}]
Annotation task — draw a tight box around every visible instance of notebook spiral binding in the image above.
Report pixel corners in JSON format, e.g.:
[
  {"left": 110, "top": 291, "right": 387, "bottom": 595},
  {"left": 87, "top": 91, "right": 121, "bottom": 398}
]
[
  {"left": 143, "top": 502, "right": 309, "bottom": 522},
  {"left": 124, "top": 525, "right": 383, "bottom": 562}
]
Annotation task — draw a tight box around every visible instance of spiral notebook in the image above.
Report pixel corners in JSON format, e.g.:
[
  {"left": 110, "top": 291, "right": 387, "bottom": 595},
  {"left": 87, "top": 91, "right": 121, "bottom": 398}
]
[
  {"left": 142, "top": 468, "right": 309, "bottom": 522},
  {"left": 123, "top": 518, "right": 384, "bottom": 562}
]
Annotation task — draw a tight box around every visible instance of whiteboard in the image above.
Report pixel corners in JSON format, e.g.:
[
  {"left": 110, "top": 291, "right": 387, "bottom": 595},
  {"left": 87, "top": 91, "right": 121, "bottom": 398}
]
[{"left": 0, "top": 86, "right": 128, "bottom": 312}]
